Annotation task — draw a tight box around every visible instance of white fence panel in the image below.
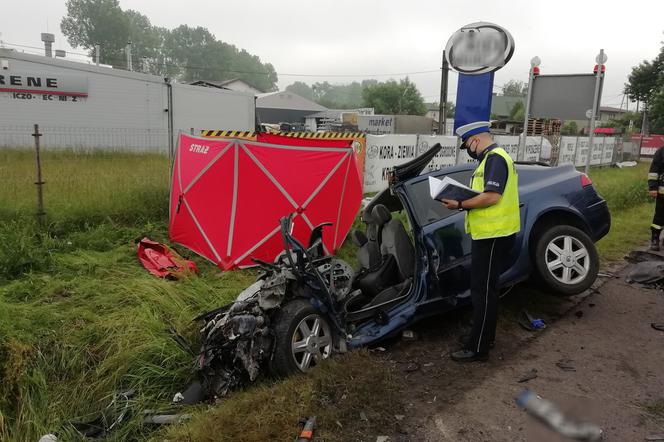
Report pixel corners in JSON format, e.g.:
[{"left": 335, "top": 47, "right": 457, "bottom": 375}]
[
  {"left": 494, "top": 135, "right": 520, "bottom": 160},
  {"left": 602, "top": 138, "right": 615, "bottom": 164},
  {"left": 558, "top": 136, "right": 578, "bottom": 166},
  {"left": 590, "top": 138, "right": 603, "bottom": 165},
  {"left": 575, "top": 137, "right": 590, "bottom": 167},
  {"left": 363, "top": 134, "right": 418, "bottom": 193},
  {"left": 416, "top": 135, "right": 457, "bottom": 172}
]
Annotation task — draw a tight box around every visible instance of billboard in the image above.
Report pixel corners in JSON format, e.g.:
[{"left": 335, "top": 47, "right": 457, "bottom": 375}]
[
  {"left": 363, "top": 134, "right": 417, "bottom": 192},
  {"left": 631, "top": 134, "right": 664, "bottom": 156},
  {"left": 530, "top": 74, "right": 603, "bottom": 120},
  {"left": 358, "top": 115, "right": 395, "bottom": 135},
  {"left": 416, "top": 135, "right": 458, "bottom": 172},
  {"left": 0, "top": 70, "right": 88, "bottom": 97}
]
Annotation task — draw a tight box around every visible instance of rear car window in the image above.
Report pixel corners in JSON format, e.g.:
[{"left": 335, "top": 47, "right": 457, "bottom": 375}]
[{"left": 407, "top": 170, "right": 473, "bottom": 226}]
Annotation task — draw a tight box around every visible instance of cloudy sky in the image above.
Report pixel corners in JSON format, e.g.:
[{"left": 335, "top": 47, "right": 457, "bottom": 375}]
[{"left": 3, "top": 0, "right": 663, "bottom": 109}]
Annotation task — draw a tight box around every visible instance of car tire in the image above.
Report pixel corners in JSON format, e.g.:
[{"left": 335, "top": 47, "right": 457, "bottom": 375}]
[
  {"left": 269, "top": 299, "right": 334, "bottom": 377},
  {"left": 533, "top": 225, "right": 599, "bottom": 295}
]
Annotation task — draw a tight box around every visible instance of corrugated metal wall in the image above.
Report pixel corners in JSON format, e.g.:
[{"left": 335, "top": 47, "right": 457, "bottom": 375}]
[{"left": 0, "top": 50, "right": 254, "bottom": 153}]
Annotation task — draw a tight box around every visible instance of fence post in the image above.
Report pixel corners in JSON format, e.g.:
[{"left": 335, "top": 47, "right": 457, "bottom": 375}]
[
  {"left": 32, "top": 124, "right": 46, "bottom": 226},
  {"left": 574, "top": 136, "right": 579, "bottom": 167}
]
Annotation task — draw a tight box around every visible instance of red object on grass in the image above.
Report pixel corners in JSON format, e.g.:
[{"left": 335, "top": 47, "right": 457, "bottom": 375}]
[
  {"left": 169, "top": 133, "right": 362, "bottom": 270},
  {"left": 137, "top": 237, "right": 198, "bottom": 278}
]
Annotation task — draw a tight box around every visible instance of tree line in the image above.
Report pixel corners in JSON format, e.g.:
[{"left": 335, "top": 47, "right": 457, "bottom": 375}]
[
  {"left": 285, "top": 78, "right": 455, "bottom": 116},
  {"left": 60, "top": 0, "right": 456, "bottom": 116},
  {"left": 61, "top": 0, "right": 278, "bottom": 92},
  {"left": 625, "top": 41, "right": 664, "bottom": 134}
]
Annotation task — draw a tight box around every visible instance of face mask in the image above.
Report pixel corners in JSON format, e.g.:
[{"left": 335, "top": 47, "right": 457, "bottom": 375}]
[{"left": 463, "top": 139, "right": 479, "bottom": 160}]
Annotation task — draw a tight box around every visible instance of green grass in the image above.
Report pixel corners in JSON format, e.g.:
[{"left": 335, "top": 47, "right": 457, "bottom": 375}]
[
  {"left": 596, "top": 202, "right": 653, "bottom": 262},
  {"left": 0, "top": 149, "right": 169, "bottom": 225},
  {"left": 158, "top": 350, "right": 401, "bottom": 442},
  {"left": 588, "top": 162, "right": 651, "bottom": 211},
  {"left": 0, "top": 150, "right": 656, "bottom": 440},
  {"left": 588, "top": 163, "right": 654, "bottom": 263}
]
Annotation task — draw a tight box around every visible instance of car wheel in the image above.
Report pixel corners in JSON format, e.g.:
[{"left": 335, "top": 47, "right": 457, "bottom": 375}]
[
  {"left": 269, "top": 299, "right": 334, "bottom": 377},
  {"left": 534, "top": 225, "right": 599, "bottom": 295}
]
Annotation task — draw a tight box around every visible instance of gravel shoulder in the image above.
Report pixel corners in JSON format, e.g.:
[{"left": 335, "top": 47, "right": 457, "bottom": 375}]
[{"left": 376, "top": 259, "right": 664, "bottom": 441}]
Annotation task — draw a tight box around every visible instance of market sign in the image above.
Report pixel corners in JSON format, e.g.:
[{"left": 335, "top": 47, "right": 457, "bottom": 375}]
[
  {"left": 445, "top": 22, "right": 514, "bottom": 75},
  {"left": 0, "top": 70, "right": 88, "bottom": 97},
  {"left": 357, "top": 115, "right": 394, "bottom": 135}
]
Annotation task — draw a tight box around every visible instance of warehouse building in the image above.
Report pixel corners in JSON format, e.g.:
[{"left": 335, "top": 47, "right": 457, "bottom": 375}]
[{"left": 0, "top": 48, "right": 255, "bottom": 153}]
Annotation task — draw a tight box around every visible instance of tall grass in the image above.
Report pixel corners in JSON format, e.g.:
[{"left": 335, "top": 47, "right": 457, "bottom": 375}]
[
  {"left": 588, "top": 163, "right": 654, "bottom": 262},
  {"left": 588, "top": 162, "right": 650, "bottom": 211},
  {"left": 0, "top": 149, "right": 169, "bottom": 226},
  {"left": 0, "top": 150, "right": 656, "bottom": 440}
]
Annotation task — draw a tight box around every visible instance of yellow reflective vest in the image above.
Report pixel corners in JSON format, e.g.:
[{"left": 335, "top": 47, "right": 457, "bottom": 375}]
[{"left": 465, "top": 147, "right": 521, "bottom": 240}]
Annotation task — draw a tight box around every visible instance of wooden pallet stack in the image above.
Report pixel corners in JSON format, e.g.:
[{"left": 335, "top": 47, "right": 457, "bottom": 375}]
[{"left": 526, "top": 118, "right": 561, "bottom": 136}]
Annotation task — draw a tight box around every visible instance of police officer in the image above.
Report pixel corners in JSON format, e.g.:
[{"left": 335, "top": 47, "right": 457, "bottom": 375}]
[
  {"left": 441, "top": 122, "right": 521, "bottom": 362},
  {"left": 648, "top": 146, "right": 664, "bottom": 251}
]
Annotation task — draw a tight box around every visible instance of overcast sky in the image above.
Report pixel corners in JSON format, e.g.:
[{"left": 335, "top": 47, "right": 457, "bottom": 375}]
[{"left": 2, "top": 0, "right": 663, "bottom": 110}]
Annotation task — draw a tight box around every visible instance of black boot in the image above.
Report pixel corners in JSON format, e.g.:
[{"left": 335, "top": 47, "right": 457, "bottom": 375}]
[{"left": 651, "top": 228, "right": 661, "bottom": 252}]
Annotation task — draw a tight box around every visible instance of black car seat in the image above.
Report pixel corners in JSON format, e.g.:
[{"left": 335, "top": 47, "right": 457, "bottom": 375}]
[
  {"left": 352, "top": 205, "right": 389, "bottom": 270},
  {"left": 345, "top": 206, "right": 416, "bottom": 314},
  {"left": 352, "top": 204, "right": 400, "bottom": 299},
  {"left": 379, "top": 211, "right": 415, "bottom": 281}
]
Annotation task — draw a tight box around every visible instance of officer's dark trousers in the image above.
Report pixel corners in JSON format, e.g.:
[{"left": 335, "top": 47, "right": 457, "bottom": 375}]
[
  {"left": 653, "top": 195, "right": 664, "bottom": 232},
  {"left": 468, "top": 234, "right": 516, "bottom": 355}
]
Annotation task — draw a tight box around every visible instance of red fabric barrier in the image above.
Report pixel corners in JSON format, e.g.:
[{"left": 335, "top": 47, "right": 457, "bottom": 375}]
[{"left": 169, "top": 134, "right": 362, "bottom": 270}]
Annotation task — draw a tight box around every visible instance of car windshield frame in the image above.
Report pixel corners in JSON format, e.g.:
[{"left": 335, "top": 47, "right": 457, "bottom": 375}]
[{"left": 405, "top": 169, "right": 474, "bottom": 227}]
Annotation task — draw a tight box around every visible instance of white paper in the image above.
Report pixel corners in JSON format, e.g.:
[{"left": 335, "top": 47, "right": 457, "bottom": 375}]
[{"left": 428, "top": 175, "right": 474, "bottom": 199}]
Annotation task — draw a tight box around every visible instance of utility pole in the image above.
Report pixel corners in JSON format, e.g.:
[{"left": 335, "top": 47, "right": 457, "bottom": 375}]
[
  {"left": 638, "top": 104, "right": 648, "bottom": 161},
  {"left": 585, "top": 49, "right": 606, "bottom": 175},
  {"left": 126, "top": 41, "right": 132, "bottom": 71},
  {"left": 439, "top": 50, "right": 449, "bottom": 134}
]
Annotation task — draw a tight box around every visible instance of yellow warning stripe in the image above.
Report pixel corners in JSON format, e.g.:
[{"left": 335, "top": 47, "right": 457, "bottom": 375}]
[
  {"left": 280, "top": 131, "right": 364, "bottom": 139},
  {"left": 201, "top": 130, "right": 257, "bottom": 140},
  {"left": 201, "top": 130, "right": 365, "bottom": 140}
]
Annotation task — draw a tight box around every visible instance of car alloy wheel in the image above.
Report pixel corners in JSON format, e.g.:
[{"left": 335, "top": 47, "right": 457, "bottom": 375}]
[
  {"left": 545, "top": 235, "right": 590, "bottom": 285},
  {"left": 291, "top": 313, "right": 333, "bottom": 372}
]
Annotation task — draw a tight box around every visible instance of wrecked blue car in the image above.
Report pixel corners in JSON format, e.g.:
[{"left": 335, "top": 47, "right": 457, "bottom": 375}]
[{"left": 185, "top": 144, "right": 610, "bottom": 402}]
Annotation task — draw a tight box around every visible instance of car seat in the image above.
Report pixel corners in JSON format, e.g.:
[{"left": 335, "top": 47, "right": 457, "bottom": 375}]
[
  {"left": 352, "top": 204, "right": 399, "bottom": 299},
  {"left": 352, "top": 206, "right": 383, "bottom": 270},
  {"left": 378, "top": 208, "right": 415, "bottom": 281}
]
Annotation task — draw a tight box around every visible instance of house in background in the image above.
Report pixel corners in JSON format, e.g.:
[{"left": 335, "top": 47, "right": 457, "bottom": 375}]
[
  {"left": 424, "top": 102, "right": 454, "bottom": 134},
  {"left": 256, "top": 91, "right": 328, "bottom": 127},
  {"left": 491, "top": 95, "right": 526, "bottom": 119},
  {"left": 488, "top": 95, "right": 526, "bottom": 135},
  {"left": 566, "top": 106, "right": 629, "bottom": 134},
  {"left": 190, "top": 78, "right": 264, "bottom": 95},
  {"left": 425, "top": 102, "right": 440, "bottom": 122}
]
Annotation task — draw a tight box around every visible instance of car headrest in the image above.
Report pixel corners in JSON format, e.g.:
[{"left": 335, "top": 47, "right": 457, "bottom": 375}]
[
  {"left": 361, "top": 207, "right": 374, "bottom": 224},
  {"left": 352, "top": 230, "right": 368, "bottom": 247},
  {"left": 372, "top": 204, "right": 392, "bottom": 226}
]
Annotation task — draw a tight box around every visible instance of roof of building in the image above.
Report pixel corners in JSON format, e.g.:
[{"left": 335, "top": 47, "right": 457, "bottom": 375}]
[
  {"left": 0, "top": 48, "right": 165, "bottom": 84},
  {"left": 256, "top": 91, "right": 327, "bottom": 112},
  {"left": 425, "top": 102, "right": 440, "bottom": 111},
  {"left": 491, "top": 95, "right": 525, "bottom": 117},
  {"left": 189, "top": 78, "right": 264, "bottom": 92},
  {"left": 599, "top": 106, "right": 627, "bottom": 114}
]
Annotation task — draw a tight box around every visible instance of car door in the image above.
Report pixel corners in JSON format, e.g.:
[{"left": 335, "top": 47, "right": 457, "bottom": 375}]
[{"left": 405, "top": 169, "right": 474, "bottom": 301}]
